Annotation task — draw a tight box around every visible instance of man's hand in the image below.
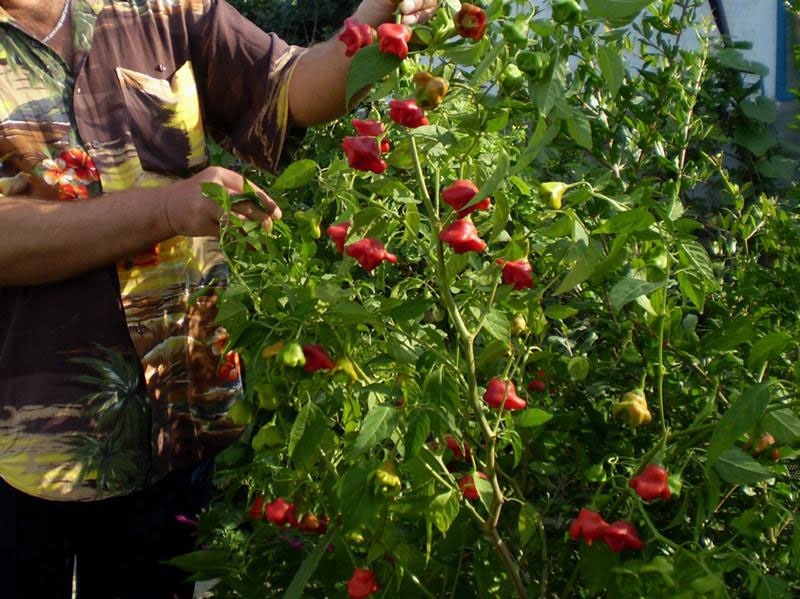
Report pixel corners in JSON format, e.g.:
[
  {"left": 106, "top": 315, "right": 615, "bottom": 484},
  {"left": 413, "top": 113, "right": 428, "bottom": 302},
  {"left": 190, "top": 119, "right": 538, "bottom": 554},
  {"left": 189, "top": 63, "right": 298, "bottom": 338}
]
[
  {"left": 165, "top": 167, "right": 282, "bottom": 239},
  {"left": 355, "top": 0, "right": 439, "bottom": 26}
]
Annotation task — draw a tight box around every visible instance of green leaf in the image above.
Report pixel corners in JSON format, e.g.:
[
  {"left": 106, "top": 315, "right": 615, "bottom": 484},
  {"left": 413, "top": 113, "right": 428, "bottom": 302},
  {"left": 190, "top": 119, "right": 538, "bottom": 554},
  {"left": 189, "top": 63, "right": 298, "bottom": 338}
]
[
  {"left": 593, "top": 208, "right": 655, "bottom": 235},
  {"left": 715, "top": 48, "right": 769, "bottom": 76},
  {"left": 404, "top": 411, "right": 430, "bottom": 459},
  {"left": 272, "top": 159, "right": 318, "bottom": 190},
  {"left": 585, "top": 0, "right": 652, "bottom": 18},
  {"left": 734, "top": 123, "right": 777, "bottom": 156},
  {"left": 430, "top": 490, "right": 460, "bottom": 534},
  {"left": 747, "top": 332, "right": 794, "bottom": 370},
  {"left": 289, "top": 402, "right": 327, "bottom": 467},
  {"left": 609, "top": 277, "right": 667, "bottom": 311},
  {"left": 164, "top": 550, "right": 230, "bottom": 577},
  {"left": 708, "top": 383, "right": 772, "bottom": 466},
  {"left": 340, "top": 465, "right": 380, "bottom": 530},
  {"left": 442, "top": 38, "right": 485, "bottom": 65},
  {"left": 763, "top": 409, "right": 800, "bottom": 444},
  {"left": 511, "top": 118, "right": 560, "bottom": 176},
  {"left": 490, "top": 189, "right": 510, "bottom": 242},
  {"left": 345, "top": 45, "right": 403, "bottom": 108},
  {"left": 598, "top": 45, "right": 625, "bottom": 98},
  {"left": 517, "top": 408, "right": 553, "bottom": 428},
  {"left": 741, "top": 96, "right": 777, "bottom": 123},
  {"left": 566, "top": 112, "right": 593, "bottom": 149},
  {"left": 758, "top": 156, "right": 798, "bottom": 180},
  {"left": 544, "top": 305, "right": 578, "bottom": 320},
  {"left": 281, "top": 529, "right": 337, "bottom": 599},
  {"left": 568, "top": 355, "right": 590, "bottom": 381},
  {"left": 701, "top": 318, "right": 756, "bottom": 353},
  {"left": 481, "top": 309, "right": 510, "bottom": 342},
  {"left": 714, "top": 448, "right": 774, "bottom": 485},
  {"left": 387, "top": 297, "right": 431, "bottom": 322},
  {"left": 554, "top": 245, "right": 601, "bottom": 295},
  {"left": 677, "top": 239, "right": 718, "bottom": 289},
  {"left": 677, "top": 271, "right": 705, "bottom": 313},
  {"left": 757, "top": 575, "right": 791, "bottom": 599},
  {"left": 349, "top": 406, "right": 400, "bottom": 459},
  {"left": 469, "top": 38, "right": 506, "bottom": 85},
  {"left": 518, "top": 503, "right": 540, "bottom": 547}
]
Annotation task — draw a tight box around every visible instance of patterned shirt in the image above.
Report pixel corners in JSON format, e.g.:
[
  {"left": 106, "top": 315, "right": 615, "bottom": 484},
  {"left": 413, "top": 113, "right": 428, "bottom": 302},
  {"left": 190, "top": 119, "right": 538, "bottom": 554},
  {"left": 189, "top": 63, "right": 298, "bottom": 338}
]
[{"left": 0, "top": 0, "right": 304, "bottom": 501}]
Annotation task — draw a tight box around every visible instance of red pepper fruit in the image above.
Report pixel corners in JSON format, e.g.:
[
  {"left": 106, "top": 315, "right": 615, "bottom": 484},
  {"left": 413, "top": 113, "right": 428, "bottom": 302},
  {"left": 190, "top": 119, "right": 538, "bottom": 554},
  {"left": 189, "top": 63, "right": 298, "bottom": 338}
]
[
  {"left": 455, "top": 3, "right": 488, "bottom": 40},
  {"left": 248, "top": 495, "right": 265, "bottom": 520},
  {"left": 483, "top": 377, "right": 526, "bottom": 410},
  {"left": 338, "top": 18, "right": 376, "bottom": 57},
  {"left": 352, "top": 119, "right": 390, "bottom": 153},
  {"left": 346, "top": 238, "right": 398, "bottom": 273},
  {"left": 445, "top": 435, "right": 472, "bottom": 463},
  {"left": 528, "top": 370, "right": 547, "bottom": 393},
  {"left": 218, "top": 351, "right": 240, "bottom": 382},
  {"left": 459, "top": 472, "right": 488, "bottom": 500},
  {"left": 602, "top": 521, "right": 644, "bottom": 552},
  {"left": 265, "top": 498, "right": 298, "bottom": 528},
  {"left": 347, "top": 568, "right": 380, "bottom": 599},
  {"left": 442, "top": 179, "right": 491, "bottom": 218},
  {"left": 342, "top": 136, "right": 388, "bottom": 174},
  {"left": 377, "top": 23, "right": 412, "bottom": 59},
  {"left": 629, "top": 464, "right": 671, "bottom": 502},
  {"left": 327, "top": 221, "right": 351, "bottom": 254},
  {"left": 568, "top": 508, "right": 609, "bottom": 545},
  {"left": 302, "top": 344, "right": 335, "bottom": 372},
  {"left": 298, "top": 513, "right": 329, "bottom": 535},
  {"left": 389, "top": 99, "right": 429, "bottom": 129},
  {"left": 439, "top": 219, "right": 486, "bottom": 254},
  {"left": 497, "top": 259, "right": 534, "bottom": 290}
]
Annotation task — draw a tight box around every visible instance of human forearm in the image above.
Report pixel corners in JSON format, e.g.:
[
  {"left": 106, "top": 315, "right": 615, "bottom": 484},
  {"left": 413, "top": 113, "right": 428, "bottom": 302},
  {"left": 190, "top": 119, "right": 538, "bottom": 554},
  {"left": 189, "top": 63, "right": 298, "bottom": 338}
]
[
  {"left": 288, "top": 0, "right": 436, "bottom": 127},
  {"left": 0, "top": 190, "right": 172, "bottom": 286},
  {"left": 0, "top": 167, "right": 280, "bottom": 286}
]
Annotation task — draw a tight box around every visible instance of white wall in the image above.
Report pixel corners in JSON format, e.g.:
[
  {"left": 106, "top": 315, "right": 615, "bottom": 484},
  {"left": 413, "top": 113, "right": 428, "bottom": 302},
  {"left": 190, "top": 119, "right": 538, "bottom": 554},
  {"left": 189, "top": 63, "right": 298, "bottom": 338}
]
[{"left": 721, "top": 0, "right": 779, "bottom": 97}]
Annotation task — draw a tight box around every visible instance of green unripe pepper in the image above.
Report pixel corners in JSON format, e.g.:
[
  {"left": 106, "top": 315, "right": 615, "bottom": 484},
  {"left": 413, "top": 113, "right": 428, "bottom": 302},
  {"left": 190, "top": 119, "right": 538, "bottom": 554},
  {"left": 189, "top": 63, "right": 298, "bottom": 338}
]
[
  {"left": 279, "top": 341, "right": 306, "bottom": 368},
  {"left": 227, "top": 399, "right": 254, "bottom": 426},
  {"left": 500, "top": 64, "right": 525, "bottom": 95},
  {"left": 517, "top": 50, "right": 550, "bottom": 80},
  {"left": 539, "top": 182, "right": 568, "bottom": 209},
  {"left": 552, "top": 0, "right": 583, "bottom": 25},
  {"left": 502, "top": 18, "right": 529, "bottom": 48},
  {"left": 294, "top": 210, "right": 322, "bottom": 239},
  {"left": 252, "top": 423, "right": 284, "bottom": 451},
  {"left": 256, "top": 382, "right": 279, "bottom": 410}
]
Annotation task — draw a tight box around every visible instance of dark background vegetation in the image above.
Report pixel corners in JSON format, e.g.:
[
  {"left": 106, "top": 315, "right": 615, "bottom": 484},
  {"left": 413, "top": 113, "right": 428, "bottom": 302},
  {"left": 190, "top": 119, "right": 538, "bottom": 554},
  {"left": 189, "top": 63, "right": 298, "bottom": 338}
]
[{"left": 230, "top": 0, "right": 359, "bottom": 45}]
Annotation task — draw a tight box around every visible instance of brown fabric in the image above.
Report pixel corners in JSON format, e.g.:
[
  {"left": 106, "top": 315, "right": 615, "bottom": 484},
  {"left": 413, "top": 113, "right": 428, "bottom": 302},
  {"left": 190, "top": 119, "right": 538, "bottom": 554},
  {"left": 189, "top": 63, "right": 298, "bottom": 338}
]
[{"left": 0, "top": 0, "right": 305, "bottom": 501}]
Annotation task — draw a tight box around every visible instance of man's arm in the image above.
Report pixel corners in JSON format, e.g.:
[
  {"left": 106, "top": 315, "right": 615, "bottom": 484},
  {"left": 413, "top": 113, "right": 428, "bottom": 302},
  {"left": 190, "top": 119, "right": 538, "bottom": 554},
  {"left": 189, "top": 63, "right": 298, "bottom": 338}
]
[
  {"left": 288, "top": 0, "right": 438, "bottom": 128},
  {"left": 0, "top": 167, "right": 280, "bottom": 286}
]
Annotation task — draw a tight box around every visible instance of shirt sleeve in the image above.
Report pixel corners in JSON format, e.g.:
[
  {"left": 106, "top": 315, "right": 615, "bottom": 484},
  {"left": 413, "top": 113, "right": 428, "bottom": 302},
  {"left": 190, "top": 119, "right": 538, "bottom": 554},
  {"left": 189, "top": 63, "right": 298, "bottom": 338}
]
[{"left": 188, "top": 0, "right": 306, "bottom": 174}]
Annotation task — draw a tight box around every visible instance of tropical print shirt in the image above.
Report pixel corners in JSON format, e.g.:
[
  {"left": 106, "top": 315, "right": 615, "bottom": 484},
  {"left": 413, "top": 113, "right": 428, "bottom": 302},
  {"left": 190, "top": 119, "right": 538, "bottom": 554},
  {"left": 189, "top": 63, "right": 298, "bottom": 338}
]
[{"left": 0, "top": 0, "right": 304, "bottom": 501}]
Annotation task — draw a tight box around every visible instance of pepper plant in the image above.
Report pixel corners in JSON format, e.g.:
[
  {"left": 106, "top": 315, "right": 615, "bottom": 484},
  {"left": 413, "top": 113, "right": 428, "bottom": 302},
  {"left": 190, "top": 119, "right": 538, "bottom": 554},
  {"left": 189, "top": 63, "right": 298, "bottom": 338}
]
[{"left": 172, "top": 1, "right": 800, "bottom": 597}]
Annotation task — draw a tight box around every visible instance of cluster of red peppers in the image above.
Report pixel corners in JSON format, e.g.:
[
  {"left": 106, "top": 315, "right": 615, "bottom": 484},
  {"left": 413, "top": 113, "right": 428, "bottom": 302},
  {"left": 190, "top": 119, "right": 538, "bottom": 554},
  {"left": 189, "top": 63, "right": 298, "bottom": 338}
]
[
  {"left": 570, "top": 465, "right": 671, "bottom": 552},
  {"left": 326, "top": 217, "right": 397, "bottom": 273},
  {"left": 249, "top": 496, "right": 329, "bottom": 535}
]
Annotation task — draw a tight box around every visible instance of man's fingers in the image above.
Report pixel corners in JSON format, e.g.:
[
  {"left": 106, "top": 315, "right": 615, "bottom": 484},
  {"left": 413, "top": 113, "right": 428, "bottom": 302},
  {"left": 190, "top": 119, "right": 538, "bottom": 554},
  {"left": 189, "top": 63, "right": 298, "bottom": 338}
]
[
  {"left": 211, "top": 168, "right": 281, "bottom": 220},
  {"left": 399, "top": 0, "right": 437, "bottom": 24},
  {"left": 230, "top": 200, "right": 275, "bottom": 231}
]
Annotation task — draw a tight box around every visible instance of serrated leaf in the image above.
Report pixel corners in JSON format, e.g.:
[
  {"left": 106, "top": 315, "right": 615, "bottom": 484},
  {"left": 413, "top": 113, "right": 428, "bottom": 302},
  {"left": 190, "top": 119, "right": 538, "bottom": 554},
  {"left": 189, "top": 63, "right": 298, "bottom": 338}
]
[
  {"left": 349, "top": 406, "right": 399, "bottom": 459},
  {"left": 272, "top": 159, "right": 318, "bottom": 190},
  {"left": 598, "top": 45, "right": 625, "bottom": 98},
  {"left": 714, "top": 448, "right": 773, "bottom": 484},
  {"left": 345, "top": 45, "right": 403, "bottom": 108},
  {"left": 609, "top": 277, "right": 667, "bottom": 310},
  {"left": 708, "top": 383, "right": 772, "bottom": 466}
]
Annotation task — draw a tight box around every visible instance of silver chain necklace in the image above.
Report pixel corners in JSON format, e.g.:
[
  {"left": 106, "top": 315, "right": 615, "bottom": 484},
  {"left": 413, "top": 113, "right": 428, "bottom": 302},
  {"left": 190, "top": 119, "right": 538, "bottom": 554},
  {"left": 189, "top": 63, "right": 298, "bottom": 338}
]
[{"left": 41, "top": 0, "right": 72, "bottom": 44}]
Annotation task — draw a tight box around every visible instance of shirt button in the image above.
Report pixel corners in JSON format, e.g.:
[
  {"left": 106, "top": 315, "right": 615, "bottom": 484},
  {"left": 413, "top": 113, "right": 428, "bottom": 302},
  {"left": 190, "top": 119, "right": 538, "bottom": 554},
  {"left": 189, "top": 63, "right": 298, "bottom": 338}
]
[
  {"left": 91, "top": 140, "right": 101, "bottom": 149},
  {"left": 156, "top": 64, "right": 166, "bottom": 72},
  {"left": 75, "top": 86, "right": 82, "bottom": 94}
]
